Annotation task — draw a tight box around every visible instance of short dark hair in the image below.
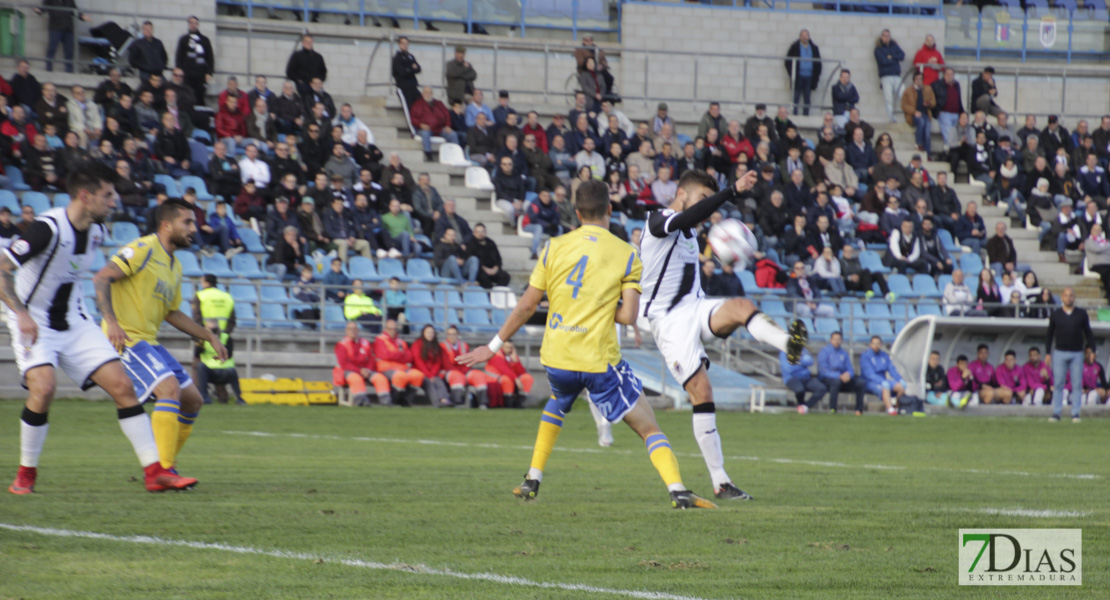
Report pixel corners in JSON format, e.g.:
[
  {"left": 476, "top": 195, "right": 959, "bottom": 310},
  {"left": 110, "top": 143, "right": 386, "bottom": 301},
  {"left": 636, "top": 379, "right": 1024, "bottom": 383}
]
[
  {"left": 677, "top": 169, "right": 719, "bottom": 195},
  {"left": 977, "top": 344, "right": 989, "bottom": 352},
  {"left": 67, "top": 160, "right": 117, "bottom": 197},
  {"left": 1029, "top": 346, "right": 1041, "bottom": 354},
  {"left": 154, "top": 198, "right": 194, "bottom": 229},
  {"left": 841, "top": 68, "right": 851, "bottom": 75},
  {"left": 957, "top": 355, "right": 968, "bottom": 362},
  {"left": 830, "top": 331, "right": 843, "bottom": 338},
  {"left": 930, "top": 350, "right": 940, "bottom": 356},
  {"left": 203, "top": 274, "right": 218, "bottom": 286},
  {"left": 1005, "top": 350, "right": 1016, "bottom": 357},
  {"left": 870, "top": 335, "right": 882, "bottom": 343},
  {"left": 574, "top": 180, "right": 610, "bottom": 220}
]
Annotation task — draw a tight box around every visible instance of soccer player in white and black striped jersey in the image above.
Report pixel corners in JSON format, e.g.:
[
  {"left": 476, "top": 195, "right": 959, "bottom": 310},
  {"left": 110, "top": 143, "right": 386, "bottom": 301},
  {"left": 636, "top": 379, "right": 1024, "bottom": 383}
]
[
  {"left": 0, "top": 161, "right": 196, "bottom": 494},
  {"left": 639, "top": 169, "right": 807, "bottom": 500}
]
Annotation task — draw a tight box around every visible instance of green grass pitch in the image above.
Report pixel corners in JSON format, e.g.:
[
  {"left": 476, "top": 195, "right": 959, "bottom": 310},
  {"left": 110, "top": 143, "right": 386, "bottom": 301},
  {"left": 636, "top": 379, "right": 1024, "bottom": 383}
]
[{"left": 0, "top": 400, "right": 1105, "bottom": 599}]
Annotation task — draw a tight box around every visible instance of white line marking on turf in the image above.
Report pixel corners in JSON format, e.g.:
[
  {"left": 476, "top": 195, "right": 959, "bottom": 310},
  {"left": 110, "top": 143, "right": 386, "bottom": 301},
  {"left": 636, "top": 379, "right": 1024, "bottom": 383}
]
[
  {"left": 0, "top": 523, "right": 717, "bottom": 600},
  {"left": 973, "top": 508, "right": 1092, "bottom": 518},
  {"left": 218, "top": 430, "right": 1101, "bottom": 481}
]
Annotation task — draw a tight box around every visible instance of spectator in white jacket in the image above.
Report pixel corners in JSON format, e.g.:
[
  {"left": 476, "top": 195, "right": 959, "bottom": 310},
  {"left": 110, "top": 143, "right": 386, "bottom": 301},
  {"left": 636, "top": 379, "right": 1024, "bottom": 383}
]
[
  {"left": 334, "top": 103, "right": 374, "bottom": 146},
  {"left": 812, "top": 247, "right": 847, "bottom": 296},
  {"left": 943, "top": 269, "right": 985, "bottom": 316},
  {"left": 887, "top": 218, "right": 929, "bottom": 274},
  {"left": 67, "top": 85, "right": 102, "bottom": 147}
]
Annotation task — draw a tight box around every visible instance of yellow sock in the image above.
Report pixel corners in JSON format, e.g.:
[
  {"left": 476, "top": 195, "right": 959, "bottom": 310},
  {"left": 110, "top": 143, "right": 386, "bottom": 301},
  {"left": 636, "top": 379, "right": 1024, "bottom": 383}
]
[
  {"left": 645, "top": 433, "right": 683, "bottom": 489},
  {"left": 527, "top": 400, "right": 565, "bottom": 479},
  {"left": 175, "top": 411, "right": 199, "bottom": 459},
  {"left": 151, "top": 400, "right": 182, "bottom": 469}
]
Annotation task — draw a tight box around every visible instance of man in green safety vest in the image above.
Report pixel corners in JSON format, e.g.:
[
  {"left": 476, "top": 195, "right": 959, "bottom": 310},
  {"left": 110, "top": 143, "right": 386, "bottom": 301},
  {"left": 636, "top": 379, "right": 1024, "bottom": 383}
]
[
  {"left": 194, "top": 319, "right": 242, "bottom": 405},
  {"left": 343, "top": 279, "right": 383, "bottom": 333},
  {"left": 192, "top": 274, "right": 240, "bottom": 404}
]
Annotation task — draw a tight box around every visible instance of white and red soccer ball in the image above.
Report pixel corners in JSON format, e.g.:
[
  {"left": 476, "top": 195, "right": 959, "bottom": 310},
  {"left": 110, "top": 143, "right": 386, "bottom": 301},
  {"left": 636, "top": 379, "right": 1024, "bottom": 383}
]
[{"left": 707, "top": 219, "right": 758, "bottom": 269}]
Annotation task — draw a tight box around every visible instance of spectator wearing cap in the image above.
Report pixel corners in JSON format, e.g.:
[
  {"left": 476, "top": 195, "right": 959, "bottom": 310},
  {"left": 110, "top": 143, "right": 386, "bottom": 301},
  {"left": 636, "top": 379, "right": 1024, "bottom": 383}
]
[
  {"left": 785, "top": 30, "right": 821, "bottom": 116},
  {"left": 830, "top": 71, "right": 859, "bottom": 130},
  {"left": 652, "top": 102, "right": 672, "bottom": 135},
  {"left": 874, "top": 29, "right": 905, "bottom": 124},
  {"left": 444, "top": 46, "right": 476, "bottom": 105},
  {"left": 410, "top": 86, "right": 459, "bottom": 160},
  {"left": 492, "top": 90, "right": 517, "bottom": 129},
  {"left": 902, "top": 72, "right": 936, "bottom": 155},
  {"left": 971, "top": 66, "right": 1002, "bottom": 118}
]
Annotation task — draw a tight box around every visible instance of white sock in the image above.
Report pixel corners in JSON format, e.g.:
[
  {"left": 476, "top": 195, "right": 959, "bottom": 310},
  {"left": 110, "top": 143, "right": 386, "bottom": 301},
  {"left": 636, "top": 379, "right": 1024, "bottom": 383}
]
[
  {"left": 587, "top": 399, "right": 607, "bottom": 427},
  {"left": 971, "top": 392, "right": 980, "bottom": 406},
  {"left": 692, "top": 409, "right": 730, "bottom": 490},
  {"left": 667, "top": 483, "right": 687, "bottom": 492},
  {"left": 19, "top": 420, "right": 48, "bottom": 468},
  {"left": 746, "top": 312, "right": 791, "bottom": 353},
  {"left": 527, "top": 467, "right": 543, "bottom": 482},
  {"left": 1032, "top": 388, "right": 1045, "bottom": 406},
  {"left": 118, "top": 410, "right": 160, "bottom": 467}
]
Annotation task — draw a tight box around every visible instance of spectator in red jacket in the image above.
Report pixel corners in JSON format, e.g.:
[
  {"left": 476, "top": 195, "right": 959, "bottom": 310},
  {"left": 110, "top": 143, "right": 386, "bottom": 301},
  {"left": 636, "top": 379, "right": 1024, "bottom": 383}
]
[
  {"left": 721, "top": 120, "right": 755, "bottom": 164},
  {"left": 440, "top": 325, "right": 491, "bottom": 407},
  {"left": 333, "top": 321, "right": 391, "bottom": 406},
  {"left": 521, "top": 110, "right": 549, "bottom": 153},
  {"left": 374, "top": 319, "right": 424, "bottom": 406},
  {"left": 913, "top": 34, "right": 944, "bottom": 87},
  {"left": 233, "top": 179, "right": 266, "bottom": 222},
  {"left": 485, "top": 340, "right": 533, "bottom": 408},
  {"left": 217, "top": 75, "right": 248, "bottom": 117},
  {"left": 411, "top": 325, "right": 453, "bottom": 407},
  {"left": 410, "top": 86, "right": 459, "bottom": 160},
  {"left": 216, "top": 94, "right": 247, "bottom": 155},
  {"left": 1, "top": 105, "right": 38, "bottom": 161}
]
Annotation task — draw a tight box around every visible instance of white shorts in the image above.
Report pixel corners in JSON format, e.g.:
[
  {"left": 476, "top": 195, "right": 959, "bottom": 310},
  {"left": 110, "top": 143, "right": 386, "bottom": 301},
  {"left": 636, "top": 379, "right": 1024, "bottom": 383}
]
[
  {"left": 648, "top": 297, "right": 726, "bottom": 388},
  {"left": 7, "top": 314, "right": 120, "bottom": 390}
]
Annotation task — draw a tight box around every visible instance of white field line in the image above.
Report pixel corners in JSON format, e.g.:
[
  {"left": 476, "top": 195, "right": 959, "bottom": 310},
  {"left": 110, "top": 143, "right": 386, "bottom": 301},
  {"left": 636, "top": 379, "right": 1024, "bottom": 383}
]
[
  {"left": 0, "top": 523, "right": 720, "bottom": 600},
  {"left": 218, "top": 430, "right": 1102, "bottom": 481},
  {"left": 972, "top": 508, "right": 1092, "bottom": 518}
]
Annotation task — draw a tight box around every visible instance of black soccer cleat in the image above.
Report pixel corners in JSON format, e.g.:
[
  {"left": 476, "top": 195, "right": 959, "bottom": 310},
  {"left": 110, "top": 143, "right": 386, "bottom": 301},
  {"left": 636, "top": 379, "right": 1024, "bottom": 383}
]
[
  {"left": 786, "top": 319, "right": 809, "bottom": 365},
  {"left": 714, "top": 482, "right": 753, "bottom": 501},
  {"left": 513, "top": 478, "right": 540, "bottom": 500},
  {"left": 670, "top": 489, "right": 718, "bottom": 510}
]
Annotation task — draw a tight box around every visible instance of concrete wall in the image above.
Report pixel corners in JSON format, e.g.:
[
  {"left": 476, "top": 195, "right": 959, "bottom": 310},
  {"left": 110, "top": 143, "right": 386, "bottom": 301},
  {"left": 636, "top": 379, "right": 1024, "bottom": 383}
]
[{"left": 619, "top": 3, "right": 947, "bottom": 122}]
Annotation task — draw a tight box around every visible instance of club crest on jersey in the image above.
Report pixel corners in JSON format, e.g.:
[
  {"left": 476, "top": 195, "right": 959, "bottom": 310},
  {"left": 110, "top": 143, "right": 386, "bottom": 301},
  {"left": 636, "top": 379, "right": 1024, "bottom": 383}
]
[
  {"left": 118, "top": 246, "right": 135, "bottom": 260},
  {"left": 11, "top": 239, "right": 29, "bottom": 256}
]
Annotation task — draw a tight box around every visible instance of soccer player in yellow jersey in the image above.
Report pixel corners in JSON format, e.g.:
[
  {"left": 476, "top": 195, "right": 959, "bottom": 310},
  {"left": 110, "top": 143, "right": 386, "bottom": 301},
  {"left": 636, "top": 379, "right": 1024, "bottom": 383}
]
[
  {"left": 459, "top": 180, "right": 715, "bottom": 509},
  {"left": 94, "top": 198, "right": 227, "bottom": 482}
]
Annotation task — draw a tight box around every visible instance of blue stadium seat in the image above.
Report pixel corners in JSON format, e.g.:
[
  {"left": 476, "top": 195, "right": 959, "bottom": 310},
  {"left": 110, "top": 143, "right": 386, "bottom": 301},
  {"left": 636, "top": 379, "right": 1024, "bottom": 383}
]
[
  {"left": 81, "top": 277, "right": 96, "bottom": 298},
  {"left": 814, "top": 317, "right": 840, "bottom": 335},
  {"left": 462, "top": 290, "right": 493, "bottom": 308},
  {"left": 377, "top": 258, "right": 408, "bottom": 281},
  {"left": 180, "top": 281, "right": 195, "bottom": 303},
  {"left": 110, "top": 221, "right": 141, "bottom": 247},
  {"left": 201, "top": 254, "right": 237, "bottom": 278},
  {"left": 412, "top": 234, "right": 434, "bottom": 259},
  {"left": 407, "top": 288, "right": 435, "bottom": 307},
  {"left": 937, "top": 229, "right": 960, "bottom": 254},
  {"left": 86, "top": 250, "right": 106, "bottom": 272},
  {"left": 7, "top": 166, "right": 30, "bottom": 191},
  {"left": 21, "top": 191, "right": 50, "bottom": 215},
  {"left": 260, "top": 303, "right": 297, "bottom": 329},
  {"left": 175, "top": 251, "right": 205, "bottom": 277},
  {"left": 434, "top": 307, "right": 461, "bottom": 326},
  {"left": 155, "top": 174, "right": 181, "bottom": 197},
  {"left": 234, "top": 302, "right": 257, "bottom": 325},
  {"left": 323, "top": 305, "right": 346, "bottom": 330},
  {"left": 52, "top": 193, "right": 70, "bottom": 208},
  {"left": 179, "top": 176, "right": 214, "bottom": 201},
  {"left": 847, "top": 301, "right": 867, "bottom": 319},
  {"left": 347, "top": 256, "right": 378, "bottom": 281},
  {"left": 406, "top": 258, "right": 440, "bottom": 283},
  {"left": 959, "top": 253, "right": 983, "bottom": 275},
  {"left": 261, "top": 283, "right": 292, "bottom": 304},
  {"left": 869, "top": 319, "right": 895, "bottom": 343},
  {"left": 887, "top": 274, "right": 915, "bottom": 297},
  {"left": 406, "top": 306, "right": 433, "bottom": 325},
  {"left": 230, "top": 283, "right": 258, "bottom": 303},
  {"left": 231, "top": 253, "right": 266, "bottom": 279},
  {"left": 912, "top": 274, "right": 942, "bottom": 298},
  {"left": 848, "top": 318, "right": 869, "bottom": 342},
  {"left": 761, "top": 299, "right": 789, "bottom": 316},
  {"left": 859, "top": 250, "right": 891, "bottom": 274},
  {"left": 237, "top": 228, "right": 266, "bottom": 253},
  {"left": 0, "top": 190, "right": 18, "bottom": 213},
  {"left": 889, "top": 302, "right": 916, "bottom": 320},
  {"left": 937, "top": 274, "right": 952, "bottom": 291},
  {"left": 192, "top": 129, "right": 212, "bottom": 144},
  {"left": 917, "top": 303, "right": 942, "bottom": 316},
  {"left": 624, "top": 219, "right": 645, "bottom": 239},
  {"left": 463, "top": 308, "right": 494, "bottom": 330},
  {"left": 865, "top": 302, "right": 892, "bottom": 318},
  {"left": 435, "top": 290, "right": 465, "bottom": 308}
]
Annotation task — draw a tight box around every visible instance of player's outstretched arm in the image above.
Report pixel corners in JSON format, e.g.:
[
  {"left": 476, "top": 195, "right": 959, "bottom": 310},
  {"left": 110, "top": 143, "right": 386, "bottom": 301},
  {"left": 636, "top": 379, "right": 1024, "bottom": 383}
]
[
  {"left": 456, "top": 285, "right": 545, "bottom": 367},
  {"left": 0, "top": 253, "right": 36, "bottom": 344},
  {"left": 614, "top": 288, "right": 641, "bottom": 325},
  {"left": 93, "top": 262, "right": 130, "bottom": 351},
  {"left": 166, "top": 310, "right": 228, "bottom": 361},
  {"left": 651, "top": 170, "right": 758, "bottom": 236}
]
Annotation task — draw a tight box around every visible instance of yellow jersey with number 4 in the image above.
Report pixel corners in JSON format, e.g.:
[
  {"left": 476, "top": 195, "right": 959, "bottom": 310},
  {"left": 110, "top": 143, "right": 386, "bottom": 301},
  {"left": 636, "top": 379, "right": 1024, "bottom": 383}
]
[
  {"left": 102, "top": 234, "right": 182, "bottom": 347},
  {"left": 528, "top": 224, "right": 641, "bottom": 373}
]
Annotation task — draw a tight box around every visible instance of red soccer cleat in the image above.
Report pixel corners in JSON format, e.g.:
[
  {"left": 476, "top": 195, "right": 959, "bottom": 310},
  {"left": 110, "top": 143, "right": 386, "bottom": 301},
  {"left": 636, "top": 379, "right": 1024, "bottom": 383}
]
[
  {"left": 9, "top": 466, "right": 36, "bottom": 495},
  {"left": 144, "top": 463, "right": 198, "bottom": 492}
]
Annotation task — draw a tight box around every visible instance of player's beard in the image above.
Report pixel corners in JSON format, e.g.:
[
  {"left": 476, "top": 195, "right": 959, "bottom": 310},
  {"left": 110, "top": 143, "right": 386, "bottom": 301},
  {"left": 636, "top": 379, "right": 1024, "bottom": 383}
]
[{"left": 173, "top": 230, "right": 194, "bottom": 249}]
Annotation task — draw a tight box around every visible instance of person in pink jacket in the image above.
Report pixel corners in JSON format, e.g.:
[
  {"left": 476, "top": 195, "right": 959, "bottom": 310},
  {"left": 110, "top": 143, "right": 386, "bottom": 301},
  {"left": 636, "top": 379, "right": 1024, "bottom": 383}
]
[
  {"left": 1021, "top": 347, "right": 1053, "bottom": 406},
  {"left": 994, "top": 350, "right": 1027, "bottom": 405},
  {"left": 947, "top": 355, "right": 976, "bottom": 408},
  {"left": 969, "top": 344, "right": 1009, "bottom": 404},
  {"left": 1063, "top": 346, "right": 1108, "bottom": 406}
]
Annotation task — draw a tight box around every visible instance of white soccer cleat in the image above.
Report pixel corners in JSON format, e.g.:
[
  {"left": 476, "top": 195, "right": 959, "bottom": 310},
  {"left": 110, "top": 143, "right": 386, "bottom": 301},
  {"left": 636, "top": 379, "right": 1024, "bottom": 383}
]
[{"left": 597, "top": 422, "right": 613, "bottom": 447}]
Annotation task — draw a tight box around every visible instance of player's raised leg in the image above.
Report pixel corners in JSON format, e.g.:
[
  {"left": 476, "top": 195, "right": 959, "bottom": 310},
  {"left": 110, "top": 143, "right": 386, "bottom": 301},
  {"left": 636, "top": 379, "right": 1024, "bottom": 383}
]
[
  {"left": 620, "top": 395, "right": 716, "bottom": 509},
  {"left": 10, "top": 366, "right": 55, "bottom": 494},
  {"left": 708, "top": 297, "right": 807, "bottom": 363},
  {"left": 87, "top": 360, "right": 197, "bottom": 491}
]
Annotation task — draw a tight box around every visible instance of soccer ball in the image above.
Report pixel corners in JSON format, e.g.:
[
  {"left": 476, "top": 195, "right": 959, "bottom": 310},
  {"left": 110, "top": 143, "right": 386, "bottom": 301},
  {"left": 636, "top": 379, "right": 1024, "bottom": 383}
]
[{"left": 707, "top": 219, "right": 758, "bottom": 268}]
